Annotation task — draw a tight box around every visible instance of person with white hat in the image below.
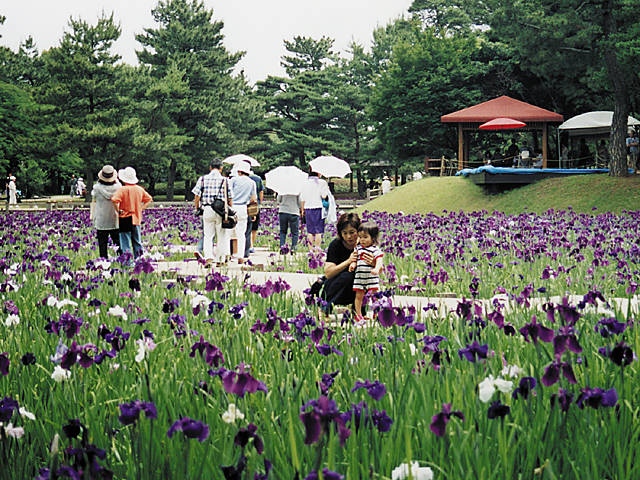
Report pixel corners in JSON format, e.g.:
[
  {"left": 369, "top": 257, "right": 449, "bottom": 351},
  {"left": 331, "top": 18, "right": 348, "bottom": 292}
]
[
  {"left": 7, "top": 175, "right": 17, "bottom": 206},
  {"left": 229, "top": 160, "right": 257, "bottom": 264},
  {"left": 111, "top": 167, "right": 153, "bottom": 261},
  {"left": 91, "top": 165, "right": 122, "bottom": 258},
  {"left": 76, "top": 177, "right": 87, "bottom": 197}
]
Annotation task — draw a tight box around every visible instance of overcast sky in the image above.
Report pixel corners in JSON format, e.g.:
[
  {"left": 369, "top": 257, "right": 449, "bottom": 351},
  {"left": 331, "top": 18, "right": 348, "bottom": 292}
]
[{"left": 1, "top": 0, "right": 413, "bottom": 83}]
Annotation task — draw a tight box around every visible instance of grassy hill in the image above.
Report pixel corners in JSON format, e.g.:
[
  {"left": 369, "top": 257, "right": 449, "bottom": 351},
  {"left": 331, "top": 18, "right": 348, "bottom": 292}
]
[{"left": 361, "top": 173, "right": 640, "bottom": 214}]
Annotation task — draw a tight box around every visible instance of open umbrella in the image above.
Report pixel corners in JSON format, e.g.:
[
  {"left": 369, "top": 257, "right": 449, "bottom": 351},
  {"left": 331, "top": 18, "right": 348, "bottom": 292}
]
[
  {"left": 309, "top": 155, "right": 351, "bottom": 178},
  {"left": 479, "top": 117, "right": 526, "bottom": 130},
  {"left": 223, "top": 154, "right": 261, "bottom": 167},
  {"left": 265, "top": 166, "right": 308, "bottom": 195}
]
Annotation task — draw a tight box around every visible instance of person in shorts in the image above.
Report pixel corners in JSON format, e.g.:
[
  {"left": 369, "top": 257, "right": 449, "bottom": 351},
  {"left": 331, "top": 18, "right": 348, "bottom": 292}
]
[{"left": 300, "top": 169, "right": 330, "bottom": 251}]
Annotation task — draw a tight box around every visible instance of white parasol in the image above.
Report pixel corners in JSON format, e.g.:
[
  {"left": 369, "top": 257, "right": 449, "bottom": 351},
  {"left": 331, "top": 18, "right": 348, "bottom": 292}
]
[
  {"left": 265, "top": 166, "right": 308, "bottom": 195},
  {"left": 223, "top": 154, "right": 261, "bottom": 167},
  {"left": 309, "top": 155, "right": 351, "bottom": 178}
]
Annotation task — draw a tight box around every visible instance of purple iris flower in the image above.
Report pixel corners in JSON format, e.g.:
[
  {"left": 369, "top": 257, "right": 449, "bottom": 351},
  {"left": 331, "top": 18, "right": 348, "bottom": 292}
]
[
  {"left": 547, "top": 298, "right": 581, "bottom": 326},
  {"left": 189, "top": 336, "right": 225, "bottom": 367},
  {"left": 594, "top": 317, "right": 628, "bottom": 337},
  {"left": 209, "top": 363, "right": 268, "bottom": 397},
  {"left": 228, "top": 302, "right": 248, "bottom": 320},
  {"left": 204, "top": 271, "right": 229, "bottom": 292},
  {"left": 542, "top": 359, "right": 577, "bottom": 386},
  {"left": 343, "top": 402, "right": 393, "bottom": 433},
  {"left": 3, "top": 300, "right": 18, "bottom": 315},
  {"left": 430, "top": 403, "right": 464, "bottom": 437},
  {"left": 598, "top": 342, "right": 635, "bottom": 366},
  {"left": 0, "top": 396, "right": 19, "bottom": 422},
  {"left": 458, "top": 341, "right": 489, "bottom": 363},
  {"left": 304, "top": 469, "right": 344, "bottom": 480},
  {"left": 46, "top": 311, "right": 84, "bottom": 339},
  {"left": 487, "top": 310, "right": 505, "bottom": 329},
  {"left": 234, "top": 423, "right": 264, "bottom": 454},
  {"left": 62, "top": 418, "right": 84, "bottom": 439},
  {"left": 519, "top": 315, "right": 554, "bottom": 344},
  {"left": 118, "top": 400, "right": 157, "bottom": 426},
  {"left": 0, "top": 352, "right": 9, "bottom": 376},
  {"left": 251, "top": 307, "right": 281, "bottom": 334},
  {"left": 299, "top": 396, "right": 350, "bottom": 446},
  {"left": 578, "top": 289, "right": 606, "bottom": 308},
  {"left": 319, "top": 371, "right": 339, "bottom": 395},
  {"left": 128, "top": 278, "right": 141, "bottom": 291},
  {"left": 21, "top": 352, "right": 36, "bottom": 365},
  {"left": 512, "top": 377, "right": 537, "bottom": 400},
  {"left": 162, "top": 297, "right": 180, "bottom": 313},
  {"left": 100, "top": 325, "right": 130, "bottom": 352},
  {"left": 553, "top": 325, "right": 583, "bottom": 356},
  {"left": 576, "top": 387, "right": 618, "bottom": 409},
  {"left": 132, "top": 257, "right": 155, "bottom": 274},
  {"left": 167, "top": 417, "right": 210, "bottom": 442},
  {"left": 421, "top": 335, "right": 446, "bottom": 352},
  {"left": 61, "top": 342, "right": 98, "bottom": 369},
  {"left": 487, "top": 401, "right": 510, "bottom": 419},
  {"left": 377, "top": 306, "right": 397, "bottom": 327},
  {"left": 351, "top": 380, "right": 387, "bottom": 401},
  {"left": 550, "top": 388, "right": 574, "bottom": 412},
  {"left": 315, "top": 344, "right": 343, "bottom": 356}
]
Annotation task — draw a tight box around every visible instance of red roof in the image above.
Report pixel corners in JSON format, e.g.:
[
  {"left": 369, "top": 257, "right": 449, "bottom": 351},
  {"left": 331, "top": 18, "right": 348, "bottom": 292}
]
[{"left": 441, "top": 95, "right": 563, "bottom": 123}]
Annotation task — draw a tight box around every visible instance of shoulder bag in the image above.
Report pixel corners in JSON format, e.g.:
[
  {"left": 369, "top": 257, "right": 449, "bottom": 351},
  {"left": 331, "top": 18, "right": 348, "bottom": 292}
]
[
  {"left": 212, "top": 179, "right": 228, "bottom": 216},
  {"left": 247, "top": 199, "right": 260, "bottom": 217},
  {"left": 220, "top": 179, "right": 238, "bottom": 229}
]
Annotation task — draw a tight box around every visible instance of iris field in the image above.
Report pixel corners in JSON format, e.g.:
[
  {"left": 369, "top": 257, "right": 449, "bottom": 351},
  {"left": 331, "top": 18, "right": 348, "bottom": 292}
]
[{"left": 1, "top": 206, "right": 639, "bottom": 479}]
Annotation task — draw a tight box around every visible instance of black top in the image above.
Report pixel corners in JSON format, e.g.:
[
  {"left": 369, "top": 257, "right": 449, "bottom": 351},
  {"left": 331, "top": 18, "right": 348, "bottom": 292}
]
[{"left": 326, "top": 237, "right": 352, "bottom": 266}]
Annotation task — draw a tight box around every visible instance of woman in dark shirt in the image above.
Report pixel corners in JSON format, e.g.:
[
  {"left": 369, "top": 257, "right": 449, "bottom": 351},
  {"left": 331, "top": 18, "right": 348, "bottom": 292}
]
[{"left": 320, "top": 212, "right": 373, "bottom": 309}]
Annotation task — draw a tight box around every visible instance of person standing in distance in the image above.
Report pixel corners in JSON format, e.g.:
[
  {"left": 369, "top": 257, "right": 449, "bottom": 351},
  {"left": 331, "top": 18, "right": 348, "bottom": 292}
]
[
  {"left": 91, "top": 165, "right": 122, "bottom": 258},
  {"left": 249, "top": 168, "right": 264, "bottom": 253},
  {"left": 230, "top": 161, "right": 257, "bottom": 264},
  {"left": 300, "top": 167, "right": 330, "bottom": 251},
  {"left": 192, "top": 158, "right": 231, "bottom": 267},
  {"left": 111, "top": 167, "right": 153, "bottom": 261}
]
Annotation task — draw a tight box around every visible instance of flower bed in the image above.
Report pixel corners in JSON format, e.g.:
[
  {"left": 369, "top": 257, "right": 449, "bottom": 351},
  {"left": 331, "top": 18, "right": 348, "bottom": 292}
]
[{"left": 0, "top": 207, "right": 638, "bottom": 479}]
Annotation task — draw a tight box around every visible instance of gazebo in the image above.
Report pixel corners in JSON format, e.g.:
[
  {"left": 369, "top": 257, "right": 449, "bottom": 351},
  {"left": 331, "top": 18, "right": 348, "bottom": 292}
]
[{"left": 441, "top": 96, "right": 564, "bottom": 170}]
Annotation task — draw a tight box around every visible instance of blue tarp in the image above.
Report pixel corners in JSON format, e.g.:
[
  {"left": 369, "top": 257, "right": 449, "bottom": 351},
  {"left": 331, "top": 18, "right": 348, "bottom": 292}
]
[{"left": 456, "top": 165, "right": 610, "bottom": 177}]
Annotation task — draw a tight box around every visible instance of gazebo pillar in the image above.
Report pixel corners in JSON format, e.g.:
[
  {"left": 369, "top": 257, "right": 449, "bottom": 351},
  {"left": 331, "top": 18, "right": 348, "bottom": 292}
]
[{"left": 457, "top": 125, "right": 464, "bottom": 171}]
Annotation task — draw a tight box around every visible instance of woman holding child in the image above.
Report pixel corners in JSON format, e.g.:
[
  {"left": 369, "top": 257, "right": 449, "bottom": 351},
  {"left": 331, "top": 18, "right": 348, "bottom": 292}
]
[{"left": 318, "top": 212, "right": 375, "bottom": 312}]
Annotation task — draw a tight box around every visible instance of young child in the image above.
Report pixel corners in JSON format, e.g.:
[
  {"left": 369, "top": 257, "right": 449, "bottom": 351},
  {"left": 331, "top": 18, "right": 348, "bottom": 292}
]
[{"left": 349, "top": 221, "right": 384, "bottom": 323}]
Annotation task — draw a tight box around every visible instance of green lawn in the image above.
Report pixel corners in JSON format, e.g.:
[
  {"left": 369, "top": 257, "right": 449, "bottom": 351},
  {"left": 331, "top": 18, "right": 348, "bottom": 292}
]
[{"left": 362, "top": 173, "right": 640, "bottom": 214}]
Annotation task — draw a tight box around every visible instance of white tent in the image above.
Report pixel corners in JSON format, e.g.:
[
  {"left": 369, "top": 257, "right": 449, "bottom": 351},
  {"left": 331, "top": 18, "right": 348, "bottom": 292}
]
[{"left": 558, "top": 111, "right": 640, "bottom": 136}]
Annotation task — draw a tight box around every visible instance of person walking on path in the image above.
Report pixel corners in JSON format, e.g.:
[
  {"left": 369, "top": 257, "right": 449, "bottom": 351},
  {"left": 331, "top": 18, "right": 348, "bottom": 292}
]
[
  {"left": 69, "top": 175, "right": 77, "bottom": 197},
  {"left": 76, "top": 177, "right": 87, "bottom": 197},
  {"left": 192, "top": 158, "right": 231, "bottom": 267},
  {"left": 626, "top": 130, "right": 639, "bottom": 172},
  {"left": 111, "top": 167, "right": 153, "bottom": 261},
  {"left": 91, "top": 165, "right": 122, "bottom": 258},
  {"left": 249, "top": 169, "right": 264, "bottom": 253},
  {"left": 300, "top": 168, "right": 330, "bottom": 251},
  {"left": 230, "top": 161, "right": 257, "bottom": 264},
  {"left": 277, "top": 193, "right": 302, "bottom": 252},
  {"left": 7, "top": 175, "right": 17, "bottom": 206}
]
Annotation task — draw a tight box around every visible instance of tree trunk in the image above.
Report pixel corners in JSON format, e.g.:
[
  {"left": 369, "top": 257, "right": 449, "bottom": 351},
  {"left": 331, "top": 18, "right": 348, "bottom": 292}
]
[
  {"left": 166, "top": 158, "right": 177, "bottom": 200},
  {"left": 603, "top": 0, "right": 631, "bottom": 177}
]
